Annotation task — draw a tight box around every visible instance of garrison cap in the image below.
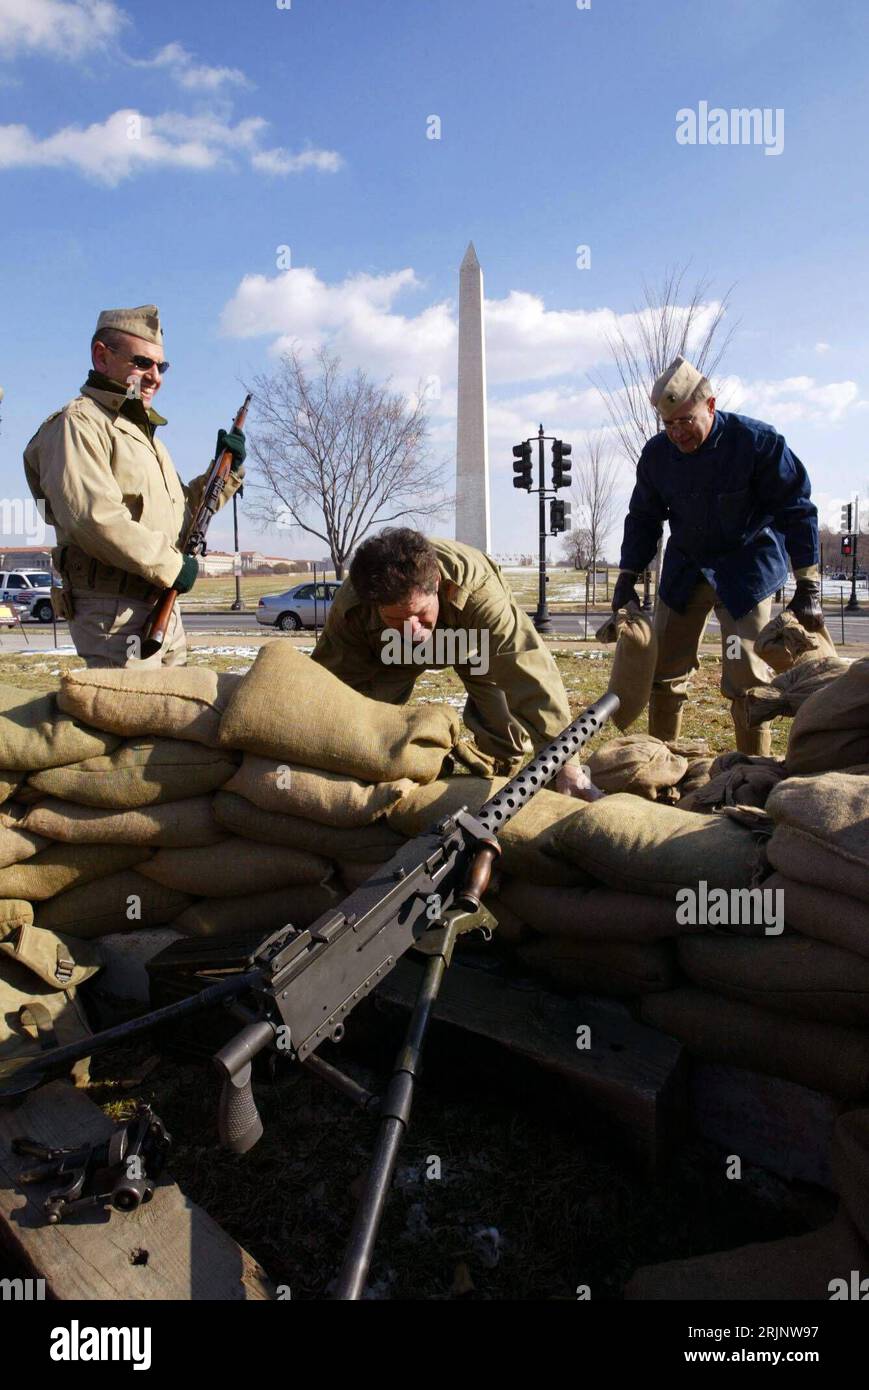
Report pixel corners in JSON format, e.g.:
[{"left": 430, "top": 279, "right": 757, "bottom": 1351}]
[
  {"left": 94, "top": 304, "right": 164, "bottom": 349},
  {"left": 650, "top": 356, "right": 706, "bottom": 419}
]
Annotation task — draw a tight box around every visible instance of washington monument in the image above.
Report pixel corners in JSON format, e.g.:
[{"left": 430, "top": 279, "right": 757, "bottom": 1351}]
[{"left": 455, "top": 243, "right": 492, "bottom": 552}]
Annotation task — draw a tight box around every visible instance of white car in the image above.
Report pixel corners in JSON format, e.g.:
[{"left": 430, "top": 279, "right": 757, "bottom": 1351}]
[{"left": 0, "top": 570, "right": 54, "bottom": 622}]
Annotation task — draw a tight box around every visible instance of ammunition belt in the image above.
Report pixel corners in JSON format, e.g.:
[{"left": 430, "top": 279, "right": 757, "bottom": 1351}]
[{"left": 57, "top": 545, "right": 162, "bottom": 603}]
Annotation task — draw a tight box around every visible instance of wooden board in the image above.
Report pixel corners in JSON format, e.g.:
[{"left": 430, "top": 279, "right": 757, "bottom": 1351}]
[
  {"left": 0, "top": 1081, "right": 274, "bottom": 1300},
  {"left": 375, "top": 958, "right": 687, "bottom": 1170}
]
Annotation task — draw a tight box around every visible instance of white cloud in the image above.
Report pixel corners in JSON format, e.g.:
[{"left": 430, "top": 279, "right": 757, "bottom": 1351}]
[
  {"left": 815, "top": 341, "right": 831, "bottom": 354},
  {"left": 251, "top": 147, "right": 344, "bottom": 175},
  {"left": 0, "top": 0, "right": 124, "bottom": 58},
  {"left": 718, "top": 373, "right": 861, "bottom": 425},
  {"left": 0, "top": 108, "right": 342, "bottom": 185},
  {"left": 134, "top": 41, "right": 251, "bottom": 92}
]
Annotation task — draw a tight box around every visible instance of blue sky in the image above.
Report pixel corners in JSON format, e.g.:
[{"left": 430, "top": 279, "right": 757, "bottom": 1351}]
[{"left": 1, "top": 0, "right": 868, "bottom": 560}]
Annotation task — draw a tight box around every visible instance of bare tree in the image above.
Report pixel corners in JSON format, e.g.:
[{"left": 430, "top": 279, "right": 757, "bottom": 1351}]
[
  {"left": 245, "top": 349, "right": 451, "bottom": 578},
  {"left": 562, "top": 527, "right": 593, "bottom": 571},
  {"left": 591, "top": 266, "right": 737, "bottom": 602},
  {"left": 571, "top": 433, "right": 623, "bottom": 600}
]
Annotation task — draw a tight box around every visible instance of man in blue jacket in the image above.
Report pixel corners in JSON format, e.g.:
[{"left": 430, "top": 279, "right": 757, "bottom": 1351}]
[{"left": 612, "top": 356, "right": 821, "bottom": 755}]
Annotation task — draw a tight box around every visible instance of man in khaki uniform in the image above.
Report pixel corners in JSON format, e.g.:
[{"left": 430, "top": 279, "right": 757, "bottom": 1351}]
[
  {"left": 24, "top": 305, "right": 244, "bottom": 668},
  {"left": 613, "top": 357, "right": 821, "bottom": 754},
  {"left": 313, "top": 528, "right": 597, "bottom": 799}
]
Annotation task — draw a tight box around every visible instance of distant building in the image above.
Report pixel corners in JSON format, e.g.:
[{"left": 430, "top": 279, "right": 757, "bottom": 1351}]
[{"left": 0, "top": 546, "right": 53, "bottom": 570}]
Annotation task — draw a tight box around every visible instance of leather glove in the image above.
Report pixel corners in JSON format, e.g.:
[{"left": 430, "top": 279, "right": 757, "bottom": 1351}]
[
  {"left": 611, "top": 570, "right": 640, "bottom": 611},
  {"left": 786, "top": 577, "right": 824, "bottom": 632},
  {"left": 173, "top": 554, "right": 199, "bottom": 594},
  {"left": 216, "top": 426, "right": 246, "bottom": 472}
]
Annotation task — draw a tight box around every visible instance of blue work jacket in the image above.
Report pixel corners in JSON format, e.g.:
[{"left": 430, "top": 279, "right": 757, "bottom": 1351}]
[{"left": 618, "top": 411, "right": 819, "bottom": 619}]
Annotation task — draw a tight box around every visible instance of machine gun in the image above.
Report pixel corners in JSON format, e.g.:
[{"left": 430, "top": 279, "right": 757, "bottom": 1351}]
[{"left": 0, "top": 693, "right": 617, "bottom": 1297}]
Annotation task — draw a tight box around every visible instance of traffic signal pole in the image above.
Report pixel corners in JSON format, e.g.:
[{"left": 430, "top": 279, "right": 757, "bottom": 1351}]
[
  {"left": 535, "top": 425, "right": 550, "bottom": 632},
  {"left": 847, "top": 496, "right": 860, "bottom": 612}
]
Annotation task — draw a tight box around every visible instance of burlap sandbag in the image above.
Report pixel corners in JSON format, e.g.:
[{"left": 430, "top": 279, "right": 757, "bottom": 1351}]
[
  {"left": 767, "top": 767, "right": 869, "bottom": 899},
  {"left": 755, "top": 609, "right": 837, "bottom": 675},
  {"left": 23, "top": 795, "right": 223, "bottom": 848},
  {"left": 213, "top": 790, "right": 406, "bottom": 862},
  {"left": 641, "top": 987, "right": 869, "bottom": 1098},
  {"left": 744, "top": 654, "right": 849, "bottom": 728},
  {"left": 554, "top": 796, "right": 762, "bottom": 897},
  {"left": 0, "top": 955, "right": 92, "bottom": 1083},
  {"left": 0, "top": 842, "right": 148, "bottom": 901},
  {"left": 594, "top": 605, "right": 657, "bottom": 731},
  {"left": 785, "top": 656, "right": 869, "bottom": 775},
  {"left": 675, "top": 756, "right": 715, "bottom": 801},
  {"left": 387, "top": 776, "right": 592, "bottom": 886},
  {"left": 139, "top": 839, "right": 332, "bottom": 898},
  {"left": 218, "top": 642, "right": 460, "bottom": 782},
  {"left": 679, "top": 755, "right": 787, "bottom": 812},
  {"left": 832, "top": 1108, "right": 869, "bottom": 1247},
  {"left": 35, "top": 870, "right": 193, "bottom": 939},
  {"left": 58, "top": 666, "right": 243, "bottom": 748},
  {"left": 0, "top": 771, "right": 21, "bottom": 803},
  {"left": 495, "top": 879, "right": 700, "bottom": 942},
  {"left": 224, "top": 755, "right": 414, "bottom": 828},
  {"left": 764, "top": 872, "right": 869, "bottom": 958},
  {"left": 517, "top": 938, "right": 676, "bottom": 996},
  {"left": 586, "top": 735, "right": 688, "bottom": 800},
  {"left": 173, "top": 882, "right": 345, "bottom": 939},
  {"left": 0, "top": 683, "right": 121, "bottom": 773},
  {"left": 678, "top": 935, "right": 869, "bottom": 1026},
  {"left": 0, "top": 823, "right": 46, "bottom": 868},
  {"left": 625, "top": 1210, "right": 867, "bottom": 1301},
  {"left": 30, "top": 738, "right": 238, "bottom": 808},
  {"left": 0, "top": 801, "right": 28, "bottom": 828}
]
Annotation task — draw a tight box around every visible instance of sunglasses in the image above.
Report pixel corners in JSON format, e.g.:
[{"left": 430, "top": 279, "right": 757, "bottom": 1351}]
[{"left": 106, "top": 346, "right": 170, "bottom": 375}]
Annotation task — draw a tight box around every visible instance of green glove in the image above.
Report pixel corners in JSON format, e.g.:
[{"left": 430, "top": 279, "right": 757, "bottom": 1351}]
[
  {"left": 612, "top": 571, "right": 640, "bottom": 611},
  {"left": 216, "top": 426, "right": 246, "bottom": 472},
  {"left": 174, "top": 554, "right": 199, "bottom": 594},
  {"left": 786, "top": 578, "right": 824, "bottom": 632}
]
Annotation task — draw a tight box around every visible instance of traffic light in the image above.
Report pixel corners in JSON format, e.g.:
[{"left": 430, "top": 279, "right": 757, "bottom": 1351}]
[
  {"left": 552, "top": 440, "right": 572, "bottom": 489},
  {"left": 550, "top": 499, "right": 572, "bottom": 534},
  {"left": 841, "top": 503, "right": 853, "bottom": 533},
  {"left": 512, "top": 441, "right": 532, "bottom": 490},
  {"left": 842, "top": 534, "right": 855, "bottom": 557}
]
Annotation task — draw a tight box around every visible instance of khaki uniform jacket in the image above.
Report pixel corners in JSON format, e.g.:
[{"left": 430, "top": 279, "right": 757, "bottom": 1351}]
[
  {"left": 23, "top": 380, "right": 240, "bottom": 589},
  {"left": 312, "top": 538, "right": 572, "bottom": 765}
]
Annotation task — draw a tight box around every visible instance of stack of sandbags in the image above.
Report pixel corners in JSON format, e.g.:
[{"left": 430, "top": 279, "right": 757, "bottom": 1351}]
[
  {"left": 679, "top": 752, "right": 787, "bottom": 813},
  {"left": 785, "top": 656, "right": 869, "bottom": 775}
]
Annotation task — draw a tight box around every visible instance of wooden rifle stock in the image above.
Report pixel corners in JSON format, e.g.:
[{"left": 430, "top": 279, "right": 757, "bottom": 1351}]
[{"left": 141, "top": 393, "right": 251, "bottom": 657}]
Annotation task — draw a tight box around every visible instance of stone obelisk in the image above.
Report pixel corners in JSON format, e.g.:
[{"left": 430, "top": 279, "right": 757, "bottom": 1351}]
[{"left": 455, "top": 242, "right": 491, "bottom": 553}]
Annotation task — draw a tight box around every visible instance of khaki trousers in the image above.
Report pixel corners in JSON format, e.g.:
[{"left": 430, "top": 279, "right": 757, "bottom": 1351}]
[
  {"left": 649, "top": 580, "right": 773, "bottom": 755},
  {"left": 68, "top": 591, "right": 187, "bottom": 669}
]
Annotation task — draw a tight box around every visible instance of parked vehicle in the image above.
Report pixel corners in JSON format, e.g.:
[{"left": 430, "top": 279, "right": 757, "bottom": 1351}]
[
  {"left": 256, "top": 580, "right": 342, "bottom": 631},
  {"left": 0, "top": 570, "right": 54, "bottom": 623}
]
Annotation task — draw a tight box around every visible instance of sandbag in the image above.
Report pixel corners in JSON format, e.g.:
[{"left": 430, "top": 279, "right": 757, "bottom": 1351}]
[
  {"left": 595, "top": 605, "right": 657, "bottom": 731},
  {"left": 755, "top": 609, "right": 837, "bottom": 674},
  {"left": 0, "top": 771, "right": 21, "bottom": 803},
  {"left": 586, "top": 735, "right": 687, "bottom": 800},
  {"left": 678, "top": 935, "right": 869, "bottom": 1026},
  {"left": 517, "top": 938, "right": 676, "bottom": 996},
  {"left": 218, "top": 642, "right": 460, "bottom": 783},
  {"left": 387, "top": 776, "right": 592, "bottom": 886},
  {"left": 743, "top": 654, "right": 849, "bottom": 728},
  {"left": 224, "top": 755, "right": 414, "bottom": 827},
  {"left": 35, "top": 870, "right": 193, "bottom": 939},
  {"left": 173, "top": 882, "right": 345, "bottom": 938},
  {"left": 554, "top": 796, "right": 762, "bottom": 897},
  {"left": 764, "top": 872, "right": 869, "bottom": 958},
  {"left": 786, "top": 657, "right": 869, "bottom": 775},
  {"left": 832, "top": 1108, "right": 869, "bottom": 1247},
  {"left": 767, "top": 768, "right": 869, "bottom": 899},
  {"left": 0, "top": 922, "right": 102, "bottom": 990},
  {"left": 23, "top": 795, "right": 223, "bottom": 847},
  {"left": 675, "top": 756, "right": 715, "bottom": 801},
  {"left": 213, "top": 791, "right": 405, "bottom": 862},
  {"left": 30, "top": 738, "right": 238, "bottom": 808},
  {"left": 139, "top": 839, "right": 332, "bottom": 898},
  {"left": 0, "top": 842, "right": 148, "bottom": 901},
  {"left": 679, "top": 755, "right": 786, "bottom": 812},
  {"left": 58, "top": 666, "right": 243, "bottom": 748},
  {"left": 495, "top": 879, "right": 698, "bottom": 942},
  {"left": 641, "top": 987, "right": 869, "bottom": 1098},
  {"left": 0, "top": 683, "right": 120, "bottom": 772},
  {"left": 0, "top": 823, "right": 47, "bottom": 868}
]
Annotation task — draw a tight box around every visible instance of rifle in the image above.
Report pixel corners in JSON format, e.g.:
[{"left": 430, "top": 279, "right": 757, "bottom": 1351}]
[
  {"left": 141, "top": 393, "right": 251, "bottom": 657},
  {"left": 0, "top": 693, "right": 618, "bottom": 1298}
]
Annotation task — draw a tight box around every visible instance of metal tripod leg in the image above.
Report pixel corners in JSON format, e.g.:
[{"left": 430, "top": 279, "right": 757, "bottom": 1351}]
[{"left": 332, "top": 909, "right": 470, "bottom": 1300}]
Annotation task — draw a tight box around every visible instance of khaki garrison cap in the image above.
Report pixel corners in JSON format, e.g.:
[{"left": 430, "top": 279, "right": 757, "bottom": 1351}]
[
  {"left": 650, "top": 355, "right": 705, "bottom": 420},
  {"left": 94, "top": 304, "right": 164, "bottom": 349}
]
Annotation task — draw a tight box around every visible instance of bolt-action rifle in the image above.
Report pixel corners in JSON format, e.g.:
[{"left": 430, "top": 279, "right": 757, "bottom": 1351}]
[
  {"left": 141, "top": 393, "right": 251, "bottom": 657},
  {"left": 0, "top": 693, "right": 618, "bottom": 1298}
]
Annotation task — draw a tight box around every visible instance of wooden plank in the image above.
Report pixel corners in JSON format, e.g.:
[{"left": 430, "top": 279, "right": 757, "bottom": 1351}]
[
  {"left": 0, "top": 1081, "right": 274, "bottom": 1300},
  {"left": 375, "top": 958, "right": 688, "bottom": 1170}
]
